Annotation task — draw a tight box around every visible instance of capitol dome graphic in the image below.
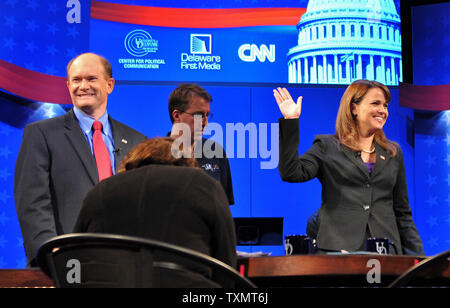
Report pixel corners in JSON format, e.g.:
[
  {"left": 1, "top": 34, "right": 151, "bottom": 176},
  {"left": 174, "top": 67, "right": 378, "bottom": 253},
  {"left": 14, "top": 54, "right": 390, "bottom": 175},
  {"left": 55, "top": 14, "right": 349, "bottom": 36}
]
[{"left": 288, "top": 0, "right": 401, "bottom": 85}]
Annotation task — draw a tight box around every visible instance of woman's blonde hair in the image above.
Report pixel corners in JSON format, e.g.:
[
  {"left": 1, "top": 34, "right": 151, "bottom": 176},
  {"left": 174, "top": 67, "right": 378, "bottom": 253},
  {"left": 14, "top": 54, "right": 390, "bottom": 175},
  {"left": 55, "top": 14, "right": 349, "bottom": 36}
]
[
  {"left": 118, "top": 137, "right": 199, "bottom": 173},
  {"left": 335, "top": 79, "right": 397, "bottom": 156}
]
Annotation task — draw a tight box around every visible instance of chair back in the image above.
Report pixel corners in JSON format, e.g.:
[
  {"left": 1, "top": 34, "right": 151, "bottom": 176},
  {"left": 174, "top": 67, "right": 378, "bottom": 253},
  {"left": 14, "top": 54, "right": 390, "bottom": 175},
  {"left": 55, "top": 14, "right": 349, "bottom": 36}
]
[
  {"left": 37, "top": 233, "right": 257, "bottom": 288},
  {"left": 387, "top": 249, "right": 450, "bottom": 288}
]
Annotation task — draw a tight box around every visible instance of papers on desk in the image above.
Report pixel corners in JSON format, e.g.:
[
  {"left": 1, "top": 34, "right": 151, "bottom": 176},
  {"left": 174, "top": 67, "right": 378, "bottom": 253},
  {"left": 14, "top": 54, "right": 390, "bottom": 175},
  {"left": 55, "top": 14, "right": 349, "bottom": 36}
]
[
  {"left": 326, "top": 250, "right": 382, "bottom": 255},
  {"left": 237, "top": 251, "right": 272, "bottom": 257}
]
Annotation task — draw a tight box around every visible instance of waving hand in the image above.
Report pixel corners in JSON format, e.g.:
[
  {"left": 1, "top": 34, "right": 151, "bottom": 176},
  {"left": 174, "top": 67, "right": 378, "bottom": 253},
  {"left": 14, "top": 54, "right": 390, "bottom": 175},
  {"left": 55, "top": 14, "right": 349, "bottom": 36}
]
[{"left": 273, "top": 87, "right": 302, "bottom": 119}]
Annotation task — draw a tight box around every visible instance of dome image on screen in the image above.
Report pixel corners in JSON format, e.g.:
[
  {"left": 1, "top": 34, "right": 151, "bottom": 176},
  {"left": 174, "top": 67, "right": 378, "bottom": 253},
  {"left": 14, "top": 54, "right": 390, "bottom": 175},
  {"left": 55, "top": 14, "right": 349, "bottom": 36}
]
[{"left": 287, "top": 0, "right": 402, "bottom": 85}]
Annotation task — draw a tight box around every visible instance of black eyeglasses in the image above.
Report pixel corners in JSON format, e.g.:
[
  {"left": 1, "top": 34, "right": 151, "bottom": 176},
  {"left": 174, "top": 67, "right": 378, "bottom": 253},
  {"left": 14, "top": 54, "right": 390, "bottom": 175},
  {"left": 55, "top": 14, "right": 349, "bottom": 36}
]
[{"left": 182, "top": 111, "right": 213, "bottom": 121}]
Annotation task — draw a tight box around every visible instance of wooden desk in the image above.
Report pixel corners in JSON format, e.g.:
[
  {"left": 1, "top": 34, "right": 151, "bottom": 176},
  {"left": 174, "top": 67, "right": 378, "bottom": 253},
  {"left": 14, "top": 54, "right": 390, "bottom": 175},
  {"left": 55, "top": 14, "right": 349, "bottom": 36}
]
[
  {"left": 0, "top": 269, "right": 54, "bottom": 288},
  {"left": 238, "top": 254, "right": 450, "bottom": 287},
  {"left": 1, "top": 255, "right": 448, "bottom": 288}
]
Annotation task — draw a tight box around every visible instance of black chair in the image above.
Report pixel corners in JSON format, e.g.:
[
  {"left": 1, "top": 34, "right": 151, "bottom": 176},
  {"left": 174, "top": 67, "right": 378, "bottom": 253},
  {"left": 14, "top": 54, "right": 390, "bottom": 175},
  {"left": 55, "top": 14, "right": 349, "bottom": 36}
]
[
  {"left": 36, "top": 233, "right": 257, "bottom": 288},
  {"left": 387, "top": 249, "right": 450, "bottom": 288}
]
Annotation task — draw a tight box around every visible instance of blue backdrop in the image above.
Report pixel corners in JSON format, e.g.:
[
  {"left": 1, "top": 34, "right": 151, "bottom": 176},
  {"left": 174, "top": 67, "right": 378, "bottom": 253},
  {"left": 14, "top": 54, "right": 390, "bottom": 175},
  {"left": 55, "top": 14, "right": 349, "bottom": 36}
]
[{"left": 0, "top": 0, "right": 448, "bottom": 268}]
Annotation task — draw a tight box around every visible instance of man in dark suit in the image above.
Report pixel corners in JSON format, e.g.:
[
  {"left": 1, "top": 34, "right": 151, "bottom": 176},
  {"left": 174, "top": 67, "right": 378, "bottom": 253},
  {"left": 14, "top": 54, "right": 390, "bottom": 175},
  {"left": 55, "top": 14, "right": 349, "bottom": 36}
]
[{"left": 14, "top": 53, "right": 146, "bottom": 266}]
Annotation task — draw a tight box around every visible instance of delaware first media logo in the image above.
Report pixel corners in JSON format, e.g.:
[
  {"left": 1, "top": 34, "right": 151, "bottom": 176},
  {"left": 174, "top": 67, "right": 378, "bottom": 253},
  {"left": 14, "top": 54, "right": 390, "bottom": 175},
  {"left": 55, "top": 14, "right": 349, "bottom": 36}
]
[
  {"left": 119, "top": 29, "right": 166, "bottom": 70},
  {"left": 181, "top": 34, "right": 221, "bottom": 71},
  {"left": 191, "top": 34, "right": 212, "bottom": 54}
]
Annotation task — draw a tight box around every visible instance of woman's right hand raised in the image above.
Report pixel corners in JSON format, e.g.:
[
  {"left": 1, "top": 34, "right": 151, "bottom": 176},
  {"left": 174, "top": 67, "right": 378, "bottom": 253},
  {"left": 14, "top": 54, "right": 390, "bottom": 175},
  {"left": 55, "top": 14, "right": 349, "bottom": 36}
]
[{"left": 273, "top": 87, "right": 302, "bottom": 119}]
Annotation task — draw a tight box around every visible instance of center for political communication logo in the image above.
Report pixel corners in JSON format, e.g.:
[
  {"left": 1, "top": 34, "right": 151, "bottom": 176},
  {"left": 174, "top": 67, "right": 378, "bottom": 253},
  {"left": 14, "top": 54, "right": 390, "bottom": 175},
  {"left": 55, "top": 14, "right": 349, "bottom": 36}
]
[{"left": 124, "top": 29, "right": 158, "bottom": 57}]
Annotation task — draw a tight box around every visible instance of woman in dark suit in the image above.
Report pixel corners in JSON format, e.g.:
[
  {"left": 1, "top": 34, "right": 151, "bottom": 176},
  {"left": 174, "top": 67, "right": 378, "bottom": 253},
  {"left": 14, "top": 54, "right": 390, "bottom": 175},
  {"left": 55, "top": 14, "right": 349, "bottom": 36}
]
[
  {"left": 274, "top": 80, "right": 424, "bottom": 255},
  {"left": 74, "top": 137, "right": 237, "bottom": 287}
]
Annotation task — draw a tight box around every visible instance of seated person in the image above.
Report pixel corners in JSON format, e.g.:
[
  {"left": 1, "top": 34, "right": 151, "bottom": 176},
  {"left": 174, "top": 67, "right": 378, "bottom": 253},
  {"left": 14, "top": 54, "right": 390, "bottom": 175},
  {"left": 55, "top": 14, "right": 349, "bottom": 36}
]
[
  {"left": 73, "top": 137, "right": 237, "bottom": 287},
  {"left": 306, "top": 209, "right": 320, "bottom": 241}
]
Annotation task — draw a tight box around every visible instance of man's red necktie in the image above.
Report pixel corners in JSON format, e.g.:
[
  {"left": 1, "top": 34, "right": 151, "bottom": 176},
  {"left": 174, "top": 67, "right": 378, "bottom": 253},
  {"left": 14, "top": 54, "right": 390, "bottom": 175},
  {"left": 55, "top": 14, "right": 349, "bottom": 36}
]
[{"left": 92, "top": 121, "right": 113, "bottom": 181}]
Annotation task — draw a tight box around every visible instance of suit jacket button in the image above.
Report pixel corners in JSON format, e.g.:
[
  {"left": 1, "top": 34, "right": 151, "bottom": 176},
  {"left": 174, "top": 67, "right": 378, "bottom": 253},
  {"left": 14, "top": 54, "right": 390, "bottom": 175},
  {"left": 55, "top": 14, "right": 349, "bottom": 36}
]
[{"left": 363, "top": 205, "right": 370, "bottom": 211}]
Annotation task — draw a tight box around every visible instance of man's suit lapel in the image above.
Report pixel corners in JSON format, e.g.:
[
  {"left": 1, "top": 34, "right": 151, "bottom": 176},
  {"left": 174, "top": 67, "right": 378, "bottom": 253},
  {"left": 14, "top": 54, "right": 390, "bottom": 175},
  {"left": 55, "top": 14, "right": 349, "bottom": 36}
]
[
  {"left": 63, "top": 109, "right": 98, "bottom": 184},
  {"left": 110, "top": 116, "right": 133, "bottom": 171}
]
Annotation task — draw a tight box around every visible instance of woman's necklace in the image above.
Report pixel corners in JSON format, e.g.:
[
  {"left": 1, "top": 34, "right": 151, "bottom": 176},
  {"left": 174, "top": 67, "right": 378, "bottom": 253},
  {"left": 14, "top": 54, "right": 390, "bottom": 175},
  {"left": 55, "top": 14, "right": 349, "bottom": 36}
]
[{"left": 361, "top": 146, "right": 375, "bottom": 154}]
